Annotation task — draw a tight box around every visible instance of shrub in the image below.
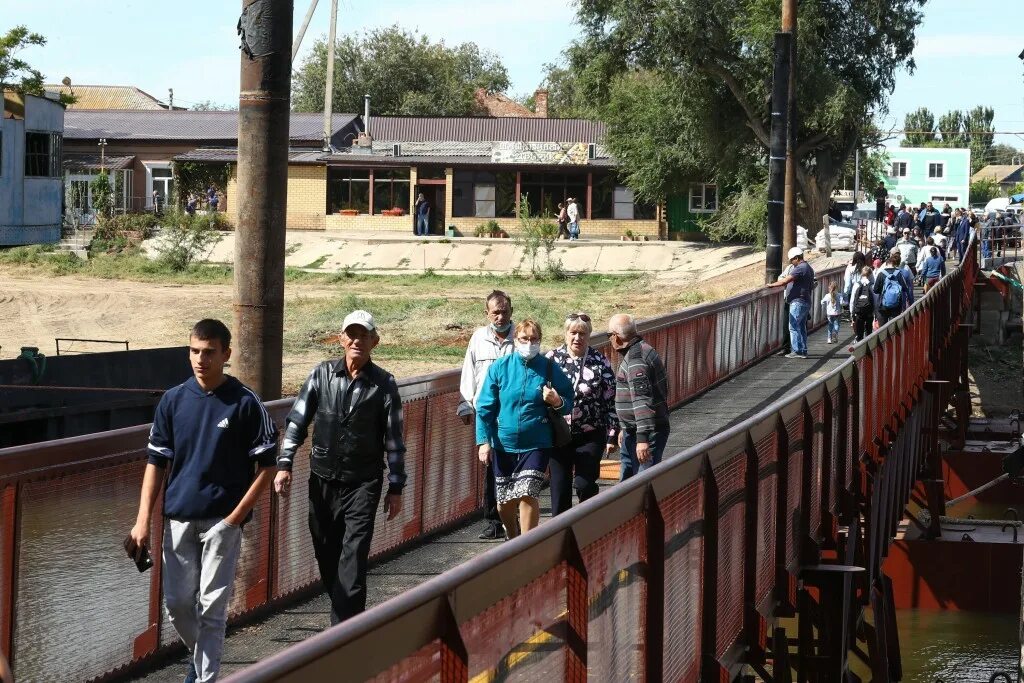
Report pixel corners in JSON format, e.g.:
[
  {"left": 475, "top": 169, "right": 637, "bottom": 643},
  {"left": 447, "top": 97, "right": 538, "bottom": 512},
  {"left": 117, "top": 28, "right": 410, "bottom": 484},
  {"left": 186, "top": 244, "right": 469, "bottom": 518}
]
[
  {"left": 150, "top": 210, "right": 223, "bottom": 271},
  {"left": 90, "top": 212, "right": 160, "bottom": 255},
  {"left": 704, "top": 182, "right": 767, "bottom": 248},
  {"left": 514, "top": 196, "right": 564, "bottom": 279}
]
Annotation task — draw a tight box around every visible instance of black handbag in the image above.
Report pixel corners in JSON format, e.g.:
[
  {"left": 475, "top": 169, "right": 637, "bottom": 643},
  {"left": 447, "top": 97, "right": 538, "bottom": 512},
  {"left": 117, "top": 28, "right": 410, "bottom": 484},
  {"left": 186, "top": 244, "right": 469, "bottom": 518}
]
[{"left": 545, "top": 358, "right": 572, "bottom": 448}]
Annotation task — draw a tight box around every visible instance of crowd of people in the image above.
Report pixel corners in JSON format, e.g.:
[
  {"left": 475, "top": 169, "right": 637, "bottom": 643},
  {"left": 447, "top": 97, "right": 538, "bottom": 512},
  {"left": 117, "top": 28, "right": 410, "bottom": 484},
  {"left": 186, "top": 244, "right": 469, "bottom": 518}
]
[{"left": 126, "top": 295, "right": 670, "bottom": 681}]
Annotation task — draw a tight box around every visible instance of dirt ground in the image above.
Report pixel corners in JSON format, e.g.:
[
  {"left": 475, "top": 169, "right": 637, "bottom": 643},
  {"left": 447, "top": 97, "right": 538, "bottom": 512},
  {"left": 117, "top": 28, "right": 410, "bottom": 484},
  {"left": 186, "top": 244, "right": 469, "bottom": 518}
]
[
  {"left": 968, "top": 337, "right": 1023, "bottom": 418},
  {"left": 0, "top": 255, "right": 801, "bottom": 394}
]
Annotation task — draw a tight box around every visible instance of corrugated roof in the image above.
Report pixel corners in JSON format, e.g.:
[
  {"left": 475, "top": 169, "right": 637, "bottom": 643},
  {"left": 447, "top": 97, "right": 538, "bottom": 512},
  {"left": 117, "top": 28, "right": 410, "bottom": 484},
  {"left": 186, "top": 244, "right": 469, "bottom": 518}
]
[
  {"left": 64, "top": 110, "right": 360, "bottom": 143},
  {"left": 322, "top": 153, "right": 616, "bottom": 169},
  {"left": 174, "top": 148, "right": 325, "bottom": 164},
  {"left": 63, "top": 154, "right": 135, "bottom": 171},
  {"left": 368, "top": 116, "right": 606, "bottom": 143},
  {"left": 971, "top": 164, "right": 1024, "bottom": 184},
  {"left": 46, "top": 85, "right": 171, "bottom": 110}
]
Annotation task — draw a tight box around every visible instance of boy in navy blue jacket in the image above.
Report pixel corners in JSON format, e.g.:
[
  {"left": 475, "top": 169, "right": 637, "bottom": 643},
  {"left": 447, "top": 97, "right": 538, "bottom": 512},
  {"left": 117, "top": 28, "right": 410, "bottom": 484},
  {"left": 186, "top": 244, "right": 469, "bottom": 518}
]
[{"left": 129, "top": 319, "right": 277, "bottom": 683}]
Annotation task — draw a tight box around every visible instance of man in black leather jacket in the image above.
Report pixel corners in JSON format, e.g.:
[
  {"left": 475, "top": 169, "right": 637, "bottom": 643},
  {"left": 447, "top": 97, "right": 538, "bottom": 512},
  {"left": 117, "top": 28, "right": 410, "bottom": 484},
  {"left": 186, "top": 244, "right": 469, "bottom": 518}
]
[{"left": 273, "top": 310, "right": 406, "bottom": 625}]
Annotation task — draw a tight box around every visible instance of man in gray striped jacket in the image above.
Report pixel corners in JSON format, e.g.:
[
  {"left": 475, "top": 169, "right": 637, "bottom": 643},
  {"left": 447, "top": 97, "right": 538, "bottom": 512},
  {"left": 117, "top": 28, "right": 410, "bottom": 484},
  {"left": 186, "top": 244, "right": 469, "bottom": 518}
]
[{"left": 607, "top": 314, "right": 670, "bottom": 481}]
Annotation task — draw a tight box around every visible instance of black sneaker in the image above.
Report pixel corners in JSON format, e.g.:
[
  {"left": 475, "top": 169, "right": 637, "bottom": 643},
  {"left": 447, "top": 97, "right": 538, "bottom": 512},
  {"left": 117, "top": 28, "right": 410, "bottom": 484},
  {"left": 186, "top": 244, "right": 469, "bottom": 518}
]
[{"left": 478, "top": 524, "right": 505, "bottom": 540}]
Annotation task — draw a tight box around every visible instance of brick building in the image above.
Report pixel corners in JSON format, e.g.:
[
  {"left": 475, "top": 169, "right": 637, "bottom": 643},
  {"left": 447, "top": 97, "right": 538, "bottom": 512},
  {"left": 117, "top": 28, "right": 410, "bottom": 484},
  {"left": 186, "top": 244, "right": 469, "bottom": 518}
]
[{"left": 65, "top": 107, "right": 664, "bottom": 238}]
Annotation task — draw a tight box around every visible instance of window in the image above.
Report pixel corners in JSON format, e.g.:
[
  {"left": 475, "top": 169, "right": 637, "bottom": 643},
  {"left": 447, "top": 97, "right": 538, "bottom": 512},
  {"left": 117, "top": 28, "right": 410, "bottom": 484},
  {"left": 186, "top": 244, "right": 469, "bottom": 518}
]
[
  {"left": 592, "top": 173, "right": 656, "bottom": 219},
  {"left": 328, "top": 168, "right": 370, "bottom": 213},
  {"left": 452, "top": 170, "right": 512, "bottom": 218},
  {"left": 373, "top": 168, "right": 410, "bottom": 214},
  {"left": 519, "top": 172, "right": 586, "bottom": 218},
  {"left": 417, "top": 166, "right": 446, "bottom": 180},
  {"left": 928, "top": 163, "right": 944, "bottom": 179},
  {"left": 890, "top": 161, "right": 908, "bottom": 178},
  {"left": 931, "top": 195, "right": 959, "bottom": 204},
  {"left": 25, "top": 131, "right": 61, "bottom": 177},
  {"left": 152, "top": 167, "right": 174, "bottom": 206},
  {"left": 689, "top": 183, "right": 718, "bottom": 213}
]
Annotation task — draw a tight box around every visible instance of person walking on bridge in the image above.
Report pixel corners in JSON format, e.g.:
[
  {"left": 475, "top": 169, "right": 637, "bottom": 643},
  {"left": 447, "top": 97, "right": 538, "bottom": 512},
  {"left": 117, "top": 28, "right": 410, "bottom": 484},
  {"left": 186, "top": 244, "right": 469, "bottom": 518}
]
[
  {"left": 274, "top": 310, "right": 406, "bottom": 626},
  {"left": 545, "top": 312, "right": 618, "bottom": 515},
  {"left": 475, "top": 320, "right": 574, "bottom": 538},
  {"left": 607, "top": 314, "right": 671, "bottom": 480},
  {"left": 129, "top": 319, "right": 279, "bottom": 683},
  {"left": 768, "top": 247, "right": 815, "bottom": 359},
  {"left": 458, "top": 290, "right": 516, "bottom": 540}
]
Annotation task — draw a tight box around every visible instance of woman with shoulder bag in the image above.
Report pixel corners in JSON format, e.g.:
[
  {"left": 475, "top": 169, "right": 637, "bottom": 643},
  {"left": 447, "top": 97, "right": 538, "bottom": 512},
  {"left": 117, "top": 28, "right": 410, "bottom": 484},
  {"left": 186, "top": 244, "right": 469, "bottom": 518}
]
[
  {"left": 544, "top": 313, "right": 618, "bottom": 516},
  {"left": 476, "top": 320, "right": 573, "bottom": 538}
]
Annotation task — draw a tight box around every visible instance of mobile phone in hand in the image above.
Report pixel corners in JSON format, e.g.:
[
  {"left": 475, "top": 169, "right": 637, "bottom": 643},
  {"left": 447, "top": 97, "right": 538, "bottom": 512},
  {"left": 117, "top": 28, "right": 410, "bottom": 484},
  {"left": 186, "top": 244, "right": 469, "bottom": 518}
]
[{"left": 123, "top": 535, "right": 154, "bottom": 572}]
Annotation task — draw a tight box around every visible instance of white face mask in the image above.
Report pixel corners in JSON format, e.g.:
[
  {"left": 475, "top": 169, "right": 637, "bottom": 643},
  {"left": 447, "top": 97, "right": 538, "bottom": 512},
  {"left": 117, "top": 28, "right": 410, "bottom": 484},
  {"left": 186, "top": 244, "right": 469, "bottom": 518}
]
[{"left": 515, "top": 341, "right": 540, "bottom": 360}]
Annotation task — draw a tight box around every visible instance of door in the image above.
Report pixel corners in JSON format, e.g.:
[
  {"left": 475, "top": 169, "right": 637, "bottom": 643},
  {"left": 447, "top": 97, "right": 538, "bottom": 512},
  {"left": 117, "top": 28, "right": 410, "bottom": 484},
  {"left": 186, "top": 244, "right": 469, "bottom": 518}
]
[{"left": 414, "top": 184, "right": 445, "bottom": 235}]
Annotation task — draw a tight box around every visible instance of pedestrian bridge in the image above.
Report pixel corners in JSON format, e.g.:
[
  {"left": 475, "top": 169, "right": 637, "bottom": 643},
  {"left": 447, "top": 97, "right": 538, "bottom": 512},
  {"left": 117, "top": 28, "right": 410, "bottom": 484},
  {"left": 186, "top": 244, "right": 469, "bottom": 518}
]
[{"left": 0, "top": 248, "right": 978, "bottom": 682}]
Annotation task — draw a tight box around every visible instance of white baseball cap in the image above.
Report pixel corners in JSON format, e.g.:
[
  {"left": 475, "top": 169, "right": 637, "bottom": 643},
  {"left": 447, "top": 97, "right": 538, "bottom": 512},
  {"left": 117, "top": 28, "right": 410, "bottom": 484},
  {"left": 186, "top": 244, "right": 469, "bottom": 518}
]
[
  {"left": 787, "top": 246, "right": 804, "bottom": 260},
  {"left": 342, "top": 310, "right": 376, "bottom": 332}
]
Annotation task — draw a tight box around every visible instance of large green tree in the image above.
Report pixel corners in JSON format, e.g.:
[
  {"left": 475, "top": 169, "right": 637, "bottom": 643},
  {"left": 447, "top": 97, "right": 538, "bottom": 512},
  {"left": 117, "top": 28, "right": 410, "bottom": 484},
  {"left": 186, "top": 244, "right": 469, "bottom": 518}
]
[
  {"left": 1, "top": 26, "right": 74, "bottom": 105},
  {"left": 566, "top": 0, "right": 926, "bottom": 233},
  {"left": 902, "top": 107, "right": 936, "bottom": 146},
  {"left": 292, "top": 26, "right": 510, "bottom": 116}
]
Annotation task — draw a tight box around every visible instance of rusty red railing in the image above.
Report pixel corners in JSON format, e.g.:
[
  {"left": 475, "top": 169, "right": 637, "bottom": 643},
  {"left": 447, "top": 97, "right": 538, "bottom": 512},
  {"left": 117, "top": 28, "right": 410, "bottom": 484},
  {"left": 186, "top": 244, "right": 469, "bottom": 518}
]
[
  {"left": 211, "top": 245, "right": 976, "bottom": 682},
  {"left": 1, "top": 261, "right": 852, "bottom": 682}
]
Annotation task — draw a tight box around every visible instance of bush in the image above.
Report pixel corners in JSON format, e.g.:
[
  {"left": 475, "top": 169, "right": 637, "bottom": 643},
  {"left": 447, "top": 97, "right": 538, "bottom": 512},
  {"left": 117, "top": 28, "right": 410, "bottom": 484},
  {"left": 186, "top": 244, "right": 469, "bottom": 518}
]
[
  {"left": 515, "top": 196, "right": 565, "bottom": 279},
  {"left": 704, "top": 182, "right": 767, "bottom": 248},
  {"left": 150, "top": 210, "right": 223, "bottom": 271},
  {"left": 90, "top": 213, "right": 161, "bottom": 255}
]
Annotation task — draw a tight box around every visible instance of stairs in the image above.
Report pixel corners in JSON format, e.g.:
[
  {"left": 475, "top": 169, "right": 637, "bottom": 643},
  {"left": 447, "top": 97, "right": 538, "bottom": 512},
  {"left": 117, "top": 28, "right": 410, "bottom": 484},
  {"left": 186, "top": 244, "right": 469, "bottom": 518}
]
[{"left": 55, "top": 227, "right": 92, "bottom": 259}]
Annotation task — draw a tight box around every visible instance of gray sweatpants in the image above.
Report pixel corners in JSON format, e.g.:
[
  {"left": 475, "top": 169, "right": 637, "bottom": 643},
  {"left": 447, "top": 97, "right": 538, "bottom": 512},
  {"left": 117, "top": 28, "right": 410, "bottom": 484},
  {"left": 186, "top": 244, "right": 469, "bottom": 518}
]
[{"left": 162, "top": 518, "right": 243, "bottom": 683}]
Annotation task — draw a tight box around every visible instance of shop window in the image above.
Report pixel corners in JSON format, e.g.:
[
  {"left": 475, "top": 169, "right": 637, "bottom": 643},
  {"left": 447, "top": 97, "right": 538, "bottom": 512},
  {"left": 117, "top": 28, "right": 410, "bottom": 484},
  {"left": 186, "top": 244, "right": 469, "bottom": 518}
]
[
  {"left": 452, "top": 170, "right": 504, "bottom": 218},
  {"left": 520, "top": 171, "right": 587, "bottom": 219},
  {"left": 328, "top": 168, "right": 370, "bottom": 213},
  {"left": 373, "top": 168, "right": 410, "bottom": 214}
]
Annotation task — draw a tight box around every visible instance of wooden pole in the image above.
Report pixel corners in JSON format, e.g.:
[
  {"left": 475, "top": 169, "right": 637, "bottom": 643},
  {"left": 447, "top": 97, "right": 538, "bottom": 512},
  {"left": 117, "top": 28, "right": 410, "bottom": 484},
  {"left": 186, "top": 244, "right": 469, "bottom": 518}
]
[{"left": 782, "top": 0, "right": 797, "bottom": 257}]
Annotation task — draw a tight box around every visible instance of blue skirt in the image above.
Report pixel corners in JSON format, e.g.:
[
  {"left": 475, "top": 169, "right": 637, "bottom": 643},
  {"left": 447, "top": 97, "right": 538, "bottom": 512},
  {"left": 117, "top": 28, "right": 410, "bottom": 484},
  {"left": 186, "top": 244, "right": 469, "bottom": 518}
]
[{"left": 494, "top": 447, "right": 549, "bottom": 504}]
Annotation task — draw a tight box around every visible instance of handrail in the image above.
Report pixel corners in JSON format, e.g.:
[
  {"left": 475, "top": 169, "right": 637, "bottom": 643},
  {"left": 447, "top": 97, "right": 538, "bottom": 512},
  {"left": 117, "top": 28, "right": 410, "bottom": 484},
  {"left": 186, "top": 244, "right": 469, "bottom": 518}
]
[{"left": 221, "top": 242, "right": 977, "bottom": 682}]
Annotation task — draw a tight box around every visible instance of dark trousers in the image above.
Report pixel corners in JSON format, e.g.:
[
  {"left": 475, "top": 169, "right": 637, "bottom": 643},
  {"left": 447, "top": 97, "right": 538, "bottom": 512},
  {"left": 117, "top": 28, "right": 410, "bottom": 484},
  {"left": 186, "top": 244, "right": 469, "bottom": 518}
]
[
  {"left": 308, "top": 474, "right": 383, "bottom": 625},
  {"left": 875, "top": 307, "right": 899, "bottom": 328},
  {"left": 781, "top": 301, "right": 791, "bottom": 353},
  {"left": 549, "top": 433, "right": 604, "bottom": 516},
  {"left": 876, "top": 202, "right": 885, "bottom": 222},
  {"left": 854, "top": 312, "right": 873, "bottom": 342},
  {"left": 483, "top": 462, "right": 501, "bottom": 526}
]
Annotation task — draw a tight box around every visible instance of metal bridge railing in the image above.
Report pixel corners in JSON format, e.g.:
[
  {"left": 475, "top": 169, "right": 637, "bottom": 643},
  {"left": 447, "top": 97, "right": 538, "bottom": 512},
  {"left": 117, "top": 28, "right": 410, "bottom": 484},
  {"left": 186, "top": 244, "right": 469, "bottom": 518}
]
[
  {"left": 212, "top": 245, "right": 976, "bottom": 682},
  {"left": 0, "top": 262, "right": 846, "bottom": 682}
]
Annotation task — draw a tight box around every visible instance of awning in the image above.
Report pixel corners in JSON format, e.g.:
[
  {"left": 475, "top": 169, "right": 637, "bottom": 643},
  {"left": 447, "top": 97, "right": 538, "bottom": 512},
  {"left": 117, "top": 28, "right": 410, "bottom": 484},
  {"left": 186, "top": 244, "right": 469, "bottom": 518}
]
[{"left": 63, "top": 154, "right": 135, "bottom": 172}]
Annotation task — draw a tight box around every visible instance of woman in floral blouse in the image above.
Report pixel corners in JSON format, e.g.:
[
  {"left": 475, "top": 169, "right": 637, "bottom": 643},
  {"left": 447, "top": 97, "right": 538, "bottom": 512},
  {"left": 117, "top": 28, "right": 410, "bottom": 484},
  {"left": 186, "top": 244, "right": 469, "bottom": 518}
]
[{"left": 544, "top": 312, "right": 618, "bottom": 515}]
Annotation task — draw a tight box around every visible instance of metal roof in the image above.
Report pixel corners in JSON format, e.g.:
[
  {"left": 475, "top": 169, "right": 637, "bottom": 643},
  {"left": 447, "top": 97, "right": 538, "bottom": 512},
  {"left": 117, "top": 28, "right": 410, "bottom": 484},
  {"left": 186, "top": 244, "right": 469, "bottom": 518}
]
[
  {"left": 367, "top": 116, "right": 607, "bottom": 143},
  {"left": 173, "top": 148, "right": 326, "bottom": 164},
  {"left": 46, "top": 85, "right": 172, "bottom": 110},
  {"left": 63, "top": 110, "right": 360, "bottom": 143},
  {"left": 63, "top": 154, "right": 135, "bottom": 171},
  {"left": 322, "top": 153, "right": 616, "bottom": 169}
]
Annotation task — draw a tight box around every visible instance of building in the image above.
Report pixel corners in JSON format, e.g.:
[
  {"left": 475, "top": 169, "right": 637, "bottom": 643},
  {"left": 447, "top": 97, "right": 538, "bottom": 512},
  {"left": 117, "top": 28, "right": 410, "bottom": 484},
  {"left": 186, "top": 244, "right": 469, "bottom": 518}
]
[
  {"left": 62, "top": 110, "right": 361, "bottom": 216},
  {"left": 68, "top": 107, "right": 663, "bottom": 238},
  {"left": 44, "top": 84, "right": 179, "bottom": 110},
  {"left": 971, "top": 164, "right": 1024, "bottom": 195},
  {"left": 1, "top": 91, "right": 65, "bottom": 246},
  {"left": 883, "top": 147, "right": 971, "bottom": 208}
]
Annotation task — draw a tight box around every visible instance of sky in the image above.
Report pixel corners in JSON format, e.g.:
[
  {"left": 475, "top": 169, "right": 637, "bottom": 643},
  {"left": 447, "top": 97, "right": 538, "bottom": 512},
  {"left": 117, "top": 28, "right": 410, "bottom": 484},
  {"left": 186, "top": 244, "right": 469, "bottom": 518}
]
[{"left": 5, "top": 0, "right": 1023, "bottom": 150}]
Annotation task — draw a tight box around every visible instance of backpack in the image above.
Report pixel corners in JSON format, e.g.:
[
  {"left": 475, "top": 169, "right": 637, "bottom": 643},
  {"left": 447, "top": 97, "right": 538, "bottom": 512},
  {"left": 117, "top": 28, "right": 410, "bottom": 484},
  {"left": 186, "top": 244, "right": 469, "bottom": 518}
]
[
  {"left": 854, "top": 284, "right": 874, "bottom": 315},
  {"left": 879, "top": 271, "right": 904, "bottom": 310}
]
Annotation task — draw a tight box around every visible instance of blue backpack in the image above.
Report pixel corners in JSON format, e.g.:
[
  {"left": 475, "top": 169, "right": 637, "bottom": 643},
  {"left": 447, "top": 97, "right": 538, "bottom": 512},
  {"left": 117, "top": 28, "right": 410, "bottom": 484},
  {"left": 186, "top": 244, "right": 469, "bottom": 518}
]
[{"left": 880, "top": 271, "right": 904, "bottom": 310}]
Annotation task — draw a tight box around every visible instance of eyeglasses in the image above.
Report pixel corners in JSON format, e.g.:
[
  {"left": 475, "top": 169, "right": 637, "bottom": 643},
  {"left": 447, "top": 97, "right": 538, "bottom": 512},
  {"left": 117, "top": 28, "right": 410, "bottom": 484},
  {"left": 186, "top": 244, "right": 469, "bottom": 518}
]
[{"left": 566, "top": 313, "right": 591, "bottom": 323}]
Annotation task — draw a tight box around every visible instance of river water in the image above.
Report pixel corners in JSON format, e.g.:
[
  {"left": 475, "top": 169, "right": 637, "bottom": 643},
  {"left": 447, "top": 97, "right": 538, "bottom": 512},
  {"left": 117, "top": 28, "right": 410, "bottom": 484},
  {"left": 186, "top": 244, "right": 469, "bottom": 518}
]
[{"left": 891, "top": 610, "right": 1019, "bottom": 682}]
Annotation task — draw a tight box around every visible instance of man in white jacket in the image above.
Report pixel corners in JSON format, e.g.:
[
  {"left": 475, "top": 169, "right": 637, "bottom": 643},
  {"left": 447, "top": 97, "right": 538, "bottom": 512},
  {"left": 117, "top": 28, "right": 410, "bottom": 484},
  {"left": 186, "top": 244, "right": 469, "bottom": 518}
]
[{"left": 458, "top": 290, "right": 516, "bottom": 539}]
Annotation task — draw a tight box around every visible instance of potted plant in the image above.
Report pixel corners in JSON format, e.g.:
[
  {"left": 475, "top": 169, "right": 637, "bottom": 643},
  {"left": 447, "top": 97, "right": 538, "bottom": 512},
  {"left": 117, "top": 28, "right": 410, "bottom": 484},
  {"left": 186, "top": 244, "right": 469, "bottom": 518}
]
[
  {"left": 474, "top": 223, "right": 490, "bottom": 237},
  {"left": 339, "top": 209, "right": 358, "bottom": 216},
  {"left": 621, "top": 229, "right": 634, "bottom": 242},
  {"left": 487, "top": 219, "right": 502, "bottom": 238}
]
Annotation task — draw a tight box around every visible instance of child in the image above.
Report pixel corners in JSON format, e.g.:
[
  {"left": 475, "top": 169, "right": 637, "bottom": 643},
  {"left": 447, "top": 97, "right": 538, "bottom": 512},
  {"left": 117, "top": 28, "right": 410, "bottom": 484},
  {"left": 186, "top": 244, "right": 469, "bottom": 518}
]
[
  {"left": 821, "top": 282, "right": 842, "bottom": 344},
  {"left": 849, "top": 266, "right": 876, "bottom": 343}
]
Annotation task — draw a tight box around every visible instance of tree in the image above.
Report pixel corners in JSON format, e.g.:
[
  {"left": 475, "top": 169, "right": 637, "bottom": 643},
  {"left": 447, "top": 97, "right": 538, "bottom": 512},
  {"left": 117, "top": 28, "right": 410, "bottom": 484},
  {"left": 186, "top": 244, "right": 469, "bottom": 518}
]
[
  {"left": 937, "top": 110, "right": 965, "bottom": 146},
  {"left": 567, "top": 0, "right": 925, "bottom": 234},
  {"left": 986, "top": 144, "right": 1024, "bottom": 166},
  {"left": 292, "top": 26, "right": 510, "bottom": 116},
  {"left": 0, "top": 26, "right": 44, "bottom": 95},
  {"left": 902, "top": 108, "right": 936, "bottom": 146},
  {"left": 969, "top": 178, "right": 1000, "bottom": 205},
  {"left": 836, "top": 147, "right": 890, "bottom": 199}
]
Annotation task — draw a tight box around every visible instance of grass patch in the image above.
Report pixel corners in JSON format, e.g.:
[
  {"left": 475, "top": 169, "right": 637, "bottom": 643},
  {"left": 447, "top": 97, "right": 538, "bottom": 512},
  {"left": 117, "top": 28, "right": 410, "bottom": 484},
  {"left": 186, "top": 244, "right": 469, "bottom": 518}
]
[{"left": 303, "top": 255, "right": 328, "bottom": 269}]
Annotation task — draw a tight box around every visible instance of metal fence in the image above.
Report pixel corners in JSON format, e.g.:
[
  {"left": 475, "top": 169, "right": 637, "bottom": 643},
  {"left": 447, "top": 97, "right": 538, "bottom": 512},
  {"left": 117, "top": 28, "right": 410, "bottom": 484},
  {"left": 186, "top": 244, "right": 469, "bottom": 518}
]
[
  {"left": 978, "top": 222, "right": 1022, "bottom": 269},
  {"left": 0, "top": 262, "right": 847, "bottom": 682},
  {"left": 212, "top": 246, "right": 975, "bottom": 682}
]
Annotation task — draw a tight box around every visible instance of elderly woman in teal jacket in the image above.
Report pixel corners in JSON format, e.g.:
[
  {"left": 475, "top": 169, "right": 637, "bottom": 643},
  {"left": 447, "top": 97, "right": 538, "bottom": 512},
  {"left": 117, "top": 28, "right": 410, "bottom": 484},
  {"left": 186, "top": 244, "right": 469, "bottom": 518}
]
[{"left": 476, "top": 319, "right": 573, "bottom": 538}]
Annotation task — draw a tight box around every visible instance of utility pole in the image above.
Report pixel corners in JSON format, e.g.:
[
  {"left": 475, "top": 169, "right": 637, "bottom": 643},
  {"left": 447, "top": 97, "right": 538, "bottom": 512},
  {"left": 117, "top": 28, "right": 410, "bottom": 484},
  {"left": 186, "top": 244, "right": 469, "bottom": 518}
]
[
  {"left": 168, "top": 88, "right": 174, "bottom": 110},
  {"left": 234, "top": 0, "right": 293, "bottom": 400},
  {"left": 781, "top": 0, "right": 798, "bottom": 257},
  {"left": 765, "top": 32, "right": 791, "bottom": 283},
  {"left": 323, "top": 0, "right": 338, "bottom": 152},
  {"left": 292, "top": 0, "right": 320, "bottom": 62}
]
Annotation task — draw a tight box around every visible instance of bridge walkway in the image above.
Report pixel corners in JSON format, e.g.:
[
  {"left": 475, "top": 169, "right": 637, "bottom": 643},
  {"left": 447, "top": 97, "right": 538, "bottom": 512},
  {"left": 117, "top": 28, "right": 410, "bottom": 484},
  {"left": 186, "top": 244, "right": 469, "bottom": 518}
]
[{"left": 133, "top": 320, "right": 856, "bottom": 682}]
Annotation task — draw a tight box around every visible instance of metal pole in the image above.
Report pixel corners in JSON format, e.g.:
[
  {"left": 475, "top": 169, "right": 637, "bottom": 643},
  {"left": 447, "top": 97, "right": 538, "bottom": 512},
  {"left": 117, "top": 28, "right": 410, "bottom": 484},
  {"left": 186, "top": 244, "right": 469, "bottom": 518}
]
[
  {"left": 782, "top": 0, "right": 797, "bottom": 257},
  {"left": 234, "top": 0, "right": 293, "bottom": 400},
  {"left": 766, "top": 31, "right": 791, "bottom": 283},
  {"left": 854, "top": 147, "right": 860, "bottom": 205},
  {"left": 291, "top": 0, "right": 320, "bottom": 62},
  {"left": 322, "top": 0, "right": 338, "bottom": 152}
]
